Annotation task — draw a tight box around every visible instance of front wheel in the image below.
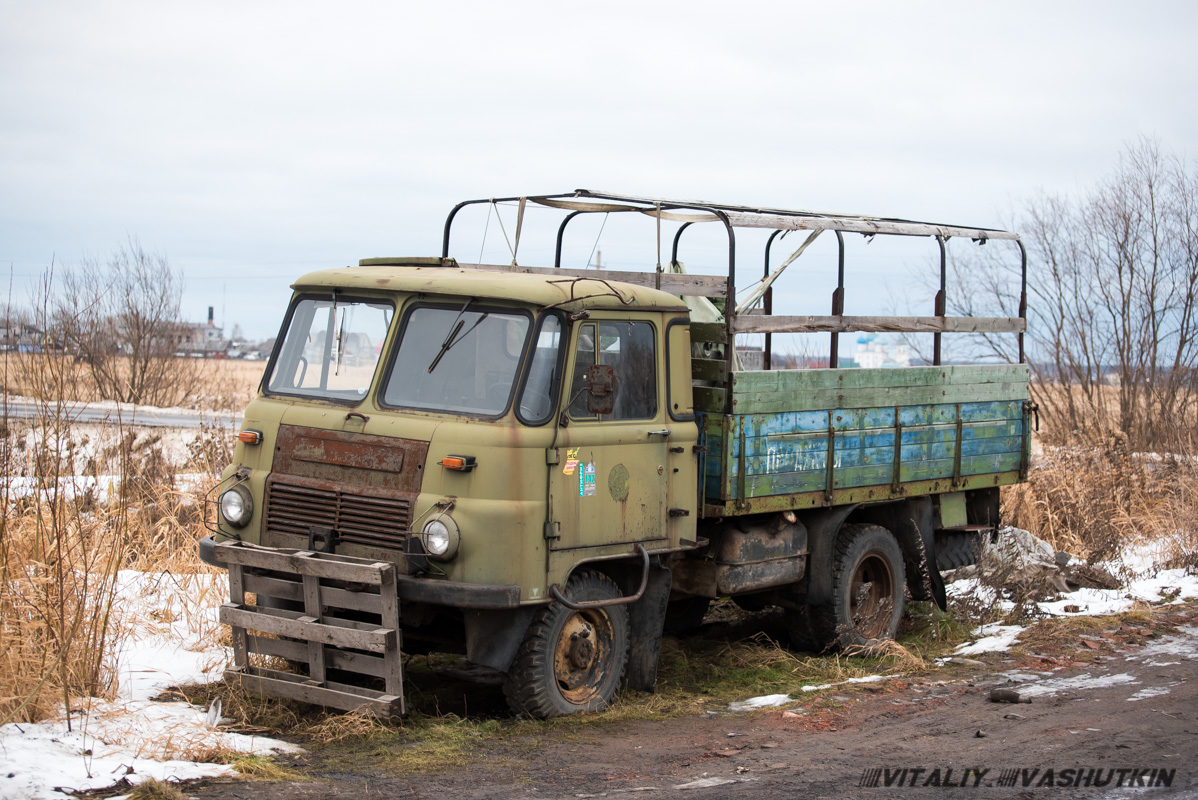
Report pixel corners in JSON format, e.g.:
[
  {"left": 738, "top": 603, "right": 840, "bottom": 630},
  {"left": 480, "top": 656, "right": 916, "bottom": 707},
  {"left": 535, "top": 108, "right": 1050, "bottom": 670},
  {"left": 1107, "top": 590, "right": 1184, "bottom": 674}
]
[
  {"left": 503, "top": 570, "right": 630, "bottom": 718},
  {"left": 810, "top": 523, "right": 906, "bottom": 654}
]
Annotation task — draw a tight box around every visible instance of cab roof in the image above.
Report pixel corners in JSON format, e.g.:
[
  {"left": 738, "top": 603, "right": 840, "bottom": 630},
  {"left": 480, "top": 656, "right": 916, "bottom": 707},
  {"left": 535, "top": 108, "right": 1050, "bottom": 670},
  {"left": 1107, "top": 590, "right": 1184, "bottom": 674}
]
[{"left": 291, "top": 260, "right": 690, "bottom": 313}]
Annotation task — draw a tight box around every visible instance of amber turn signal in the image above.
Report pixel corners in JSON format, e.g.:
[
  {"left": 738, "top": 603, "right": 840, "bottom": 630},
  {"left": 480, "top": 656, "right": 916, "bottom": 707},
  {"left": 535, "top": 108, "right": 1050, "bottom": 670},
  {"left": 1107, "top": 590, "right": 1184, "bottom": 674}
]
[
  {"left": 439, "top": 455, "right": 477, "bottom": 472},
  {"left": 237, "top": 430, "right": 263, "bottom": 445}
]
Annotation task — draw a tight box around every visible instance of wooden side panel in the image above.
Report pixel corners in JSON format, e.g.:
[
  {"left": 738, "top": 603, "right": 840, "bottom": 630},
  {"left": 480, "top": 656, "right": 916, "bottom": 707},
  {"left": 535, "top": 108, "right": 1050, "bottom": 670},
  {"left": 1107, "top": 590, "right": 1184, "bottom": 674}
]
[
  {"left": 728, "top": 364, "right": 1029, "bottom": 414},
  {"left": 704, "top": 380, "right": 1028, "bottom": 503},
  {"left": 693, "top": 387, "right": 727, "bottom": 413}
]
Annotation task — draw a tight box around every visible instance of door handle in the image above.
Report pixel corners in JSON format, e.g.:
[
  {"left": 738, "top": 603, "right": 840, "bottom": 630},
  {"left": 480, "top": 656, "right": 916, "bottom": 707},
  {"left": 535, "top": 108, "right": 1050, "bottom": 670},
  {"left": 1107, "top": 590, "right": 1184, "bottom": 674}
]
[{"left": 647, "top": 429, "right": 671, "bottom": 437}]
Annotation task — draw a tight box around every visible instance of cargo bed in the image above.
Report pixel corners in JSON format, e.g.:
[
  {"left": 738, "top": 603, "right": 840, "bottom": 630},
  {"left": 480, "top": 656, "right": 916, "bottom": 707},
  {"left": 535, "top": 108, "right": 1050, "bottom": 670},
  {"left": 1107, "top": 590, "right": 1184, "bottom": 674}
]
[{"left": 696, "top": 364, "right": 1030, "bottom": 516}]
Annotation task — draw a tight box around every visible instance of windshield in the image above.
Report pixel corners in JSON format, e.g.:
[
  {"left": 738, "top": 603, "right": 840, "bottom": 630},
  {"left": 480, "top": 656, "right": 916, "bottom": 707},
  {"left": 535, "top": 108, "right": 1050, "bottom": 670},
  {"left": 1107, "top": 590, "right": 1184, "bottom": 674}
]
[
  {"left": 382, "top": 305, "right": 531, "bottom": 416},
  {"left": 266, "top": 296, "right": 392, "bottom": 401}
]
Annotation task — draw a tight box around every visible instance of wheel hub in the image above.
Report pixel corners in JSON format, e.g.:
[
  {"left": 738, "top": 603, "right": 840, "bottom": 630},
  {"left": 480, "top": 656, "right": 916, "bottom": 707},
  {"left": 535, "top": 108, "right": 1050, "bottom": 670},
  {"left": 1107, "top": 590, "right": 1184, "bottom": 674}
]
[
  {"left": 568, "top": 631, "right": 595, "bottom": 669},
  {"left": 552, "top": 611, "right": 613, "bottom": 700},
  {"left": 850, "top": 552, "right": 895, "bottom": 639}
]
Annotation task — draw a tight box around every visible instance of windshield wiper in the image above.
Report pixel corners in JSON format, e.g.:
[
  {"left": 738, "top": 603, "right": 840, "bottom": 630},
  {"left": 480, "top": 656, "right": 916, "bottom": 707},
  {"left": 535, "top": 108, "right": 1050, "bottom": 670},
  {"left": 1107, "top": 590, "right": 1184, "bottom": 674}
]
[{"left": 427, "top": 298, "right": 488, "bottom": 373}]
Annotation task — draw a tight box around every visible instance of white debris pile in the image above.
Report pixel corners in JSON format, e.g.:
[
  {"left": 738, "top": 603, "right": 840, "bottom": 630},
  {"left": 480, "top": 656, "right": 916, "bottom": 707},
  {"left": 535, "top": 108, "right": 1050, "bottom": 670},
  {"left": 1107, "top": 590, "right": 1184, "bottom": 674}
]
[{"left": 948, "top": 528, "right": 1198, "bottom": 655}]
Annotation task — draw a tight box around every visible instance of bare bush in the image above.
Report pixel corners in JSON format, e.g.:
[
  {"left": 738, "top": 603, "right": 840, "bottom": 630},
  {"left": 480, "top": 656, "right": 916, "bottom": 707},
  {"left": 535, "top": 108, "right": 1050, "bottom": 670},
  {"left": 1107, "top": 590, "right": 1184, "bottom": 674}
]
[
  {"left": 1002, "top": 441, "right": 1198, "bottom": 574},
  {"left": 51, "top": 239, "right": 206, "bottom": 407},
  {"left": 948, "top": 138, "right": 1198, "bottom": 450}
]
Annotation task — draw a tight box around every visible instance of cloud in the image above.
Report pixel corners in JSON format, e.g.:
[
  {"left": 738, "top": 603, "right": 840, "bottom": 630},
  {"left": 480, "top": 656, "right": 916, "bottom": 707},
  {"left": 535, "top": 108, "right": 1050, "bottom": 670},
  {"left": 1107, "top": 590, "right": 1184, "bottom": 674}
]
[{"left": 2, "top": 1, "right": 1196, "bottom": 337}]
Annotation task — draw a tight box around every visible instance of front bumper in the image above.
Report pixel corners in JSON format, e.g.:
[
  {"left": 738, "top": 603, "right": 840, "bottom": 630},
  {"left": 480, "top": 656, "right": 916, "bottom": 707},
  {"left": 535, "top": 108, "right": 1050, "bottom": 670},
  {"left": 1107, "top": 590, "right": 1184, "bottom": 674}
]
[{"left": 198, "top": 535, "right": 522, "bottom": 609}]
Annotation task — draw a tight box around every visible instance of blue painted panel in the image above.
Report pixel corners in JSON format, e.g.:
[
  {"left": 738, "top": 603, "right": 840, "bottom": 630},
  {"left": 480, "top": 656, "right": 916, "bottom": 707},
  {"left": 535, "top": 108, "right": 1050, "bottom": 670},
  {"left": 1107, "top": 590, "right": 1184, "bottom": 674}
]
[{"left": 705, "top": 397, "right": 1027, "bottom": 501}]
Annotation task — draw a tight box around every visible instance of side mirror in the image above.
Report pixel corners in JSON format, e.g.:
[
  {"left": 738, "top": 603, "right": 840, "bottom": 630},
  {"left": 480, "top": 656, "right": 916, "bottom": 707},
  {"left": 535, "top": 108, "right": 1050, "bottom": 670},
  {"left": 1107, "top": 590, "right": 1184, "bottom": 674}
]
[{"left": 585, "top": 363, "right": 615, "bottom": 416}]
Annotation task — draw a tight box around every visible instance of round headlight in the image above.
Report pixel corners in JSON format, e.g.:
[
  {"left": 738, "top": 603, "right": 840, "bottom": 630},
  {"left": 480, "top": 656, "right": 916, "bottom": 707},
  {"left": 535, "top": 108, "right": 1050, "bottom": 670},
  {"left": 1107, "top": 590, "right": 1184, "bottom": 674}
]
[
  {"left": 220, "top": 485, "right": 253, "bottom": 528},
  {"left": 422, "top": 516, "right": 459, "bottom": 561}
]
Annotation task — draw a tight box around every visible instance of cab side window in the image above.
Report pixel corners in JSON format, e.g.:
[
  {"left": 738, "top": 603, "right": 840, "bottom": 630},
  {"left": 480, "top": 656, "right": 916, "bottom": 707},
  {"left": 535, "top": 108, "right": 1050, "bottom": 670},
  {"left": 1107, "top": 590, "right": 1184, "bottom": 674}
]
[{"left": 569, "top": 321, "right": 657, "bottom": 420}]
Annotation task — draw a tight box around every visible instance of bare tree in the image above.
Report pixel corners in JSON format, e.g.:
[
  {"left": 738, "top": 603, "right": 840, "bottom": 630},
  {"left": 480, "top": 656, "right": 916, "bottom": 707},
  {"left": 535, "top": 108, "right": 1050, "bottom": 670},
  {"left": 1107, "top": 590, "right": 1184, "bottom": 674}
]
[
  {"left": 946, "top": 138, "right": 1198, "bottom": 449},
  {"left": 53, "top": 240, "right": 203, "bottom": 407}
]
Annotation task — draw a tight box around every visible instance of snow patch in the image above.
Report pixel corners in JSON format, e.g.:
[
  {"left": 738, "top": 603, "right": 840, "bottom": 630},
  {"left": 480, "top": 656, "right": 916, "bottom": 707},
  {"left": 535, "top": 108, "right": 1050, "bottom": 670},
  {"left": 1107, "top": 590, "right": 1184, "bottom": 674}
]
[
  {"left": 0, "top": 569, "right": 299, "bottom": 800},
  {"left": 955, "top": 624, "right": 1024, "bottom": 656},
  {"left": 1007, "top": 672, "right": 1140, "bottom": 697},
  {"left": 728, "top": 694, "right": 793, "bottom": 711},
  {"left": 1127, "top": 686, "right": 1174, "bottom": 702},
  {"left": 800, "top": 674, "right": 892, "bottom": 692}
]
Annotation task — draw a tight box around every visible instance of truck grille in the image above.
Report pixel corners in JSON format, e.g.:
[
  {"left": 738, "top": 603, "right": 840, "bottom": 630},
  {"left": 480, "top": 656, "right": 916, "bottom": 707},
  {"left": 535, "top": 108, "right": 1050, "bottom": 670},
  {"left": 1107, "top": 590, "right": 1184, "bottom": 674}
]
[{"left": 265, "top": 478, "right": 413, "bottom": 550}]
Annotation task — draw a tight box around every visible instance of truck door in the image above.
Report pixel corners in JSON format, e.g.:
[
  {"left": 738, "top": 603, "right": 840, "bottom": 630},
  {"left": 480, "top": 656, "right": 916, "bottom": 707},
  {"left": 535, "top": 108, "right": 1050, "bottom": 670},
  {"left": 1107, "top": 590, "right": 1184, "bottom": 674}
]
[{"left": 547, "top": 318, "right": 669, "bottom": 577}]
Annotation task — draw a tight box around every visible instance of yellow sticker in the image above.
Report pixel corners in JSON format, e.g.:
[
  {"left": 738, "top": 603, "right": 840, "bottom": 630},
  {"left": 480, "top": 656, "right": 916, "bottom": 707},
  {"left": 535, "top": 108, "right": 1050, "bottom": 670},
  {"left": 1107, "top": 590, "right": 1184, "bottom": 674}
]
[{"left": 562, "top": 447, "right": 581, "bottom": 475}]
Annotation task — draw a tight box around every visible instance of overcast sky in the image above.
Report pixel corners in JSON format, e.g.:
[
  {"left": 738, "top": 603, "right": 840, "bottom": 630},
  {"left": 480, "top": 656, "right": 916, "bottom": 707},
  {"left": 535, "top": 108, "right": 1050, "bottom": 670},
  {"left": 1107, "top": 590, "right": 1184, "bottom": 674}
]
[{"left": 2, "top": 1, "right": 1197, "bottom": 341}]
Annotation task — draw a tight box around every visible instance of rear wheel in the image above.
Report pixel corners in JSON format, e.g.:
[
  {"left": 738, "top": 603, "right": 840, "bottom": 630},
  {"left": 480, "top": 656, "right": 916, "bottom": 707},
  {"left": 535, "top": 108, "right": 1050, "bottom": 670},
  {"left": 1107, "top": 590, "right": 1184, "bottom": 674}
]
[
  {"left": 503, "top": 570, "right": 629, "bottom": 718},
  {"left": 935, "top": 530, "right": 983, "bottom": 571},
  {"left": 811, "top": 523, "right": 906, "bottom": 654}
]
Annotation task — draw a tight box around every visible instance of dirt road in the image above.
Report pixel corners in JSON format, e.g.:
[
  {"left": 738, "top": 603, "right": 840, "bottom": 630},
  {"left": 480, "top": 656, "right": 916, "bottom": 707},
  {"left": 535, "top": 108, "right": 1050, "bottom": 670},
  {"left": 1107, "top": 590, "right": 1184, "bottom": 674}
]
[{"left": 186, "top": 609, "right": 1198, "bottom": 799}]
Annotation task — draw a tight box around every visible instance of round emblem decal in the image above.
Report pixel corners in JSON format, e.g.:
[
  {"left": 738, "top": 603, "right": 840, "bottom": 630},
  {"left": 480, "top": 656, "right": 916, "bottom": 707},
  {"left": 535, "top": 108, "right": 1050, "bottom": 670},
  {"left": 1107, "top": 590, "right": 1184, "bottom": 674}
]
[{"left": 608, "top": 464, "right": 630, "bottom": 501}]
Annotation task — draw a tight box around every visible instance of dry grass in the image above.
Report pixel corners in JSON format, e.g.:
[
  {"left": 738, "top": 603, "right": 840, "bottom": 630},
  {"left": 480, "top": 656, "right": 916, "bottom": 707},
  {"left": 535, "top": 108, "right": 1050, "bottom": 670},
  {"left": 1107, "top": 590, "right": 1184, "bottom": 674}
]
[
  {"left": 1, "top": 349, "right": 233, "bottom": 724},
  {"left": 302, "top": 708, "right": 396, "bottom": 744},
  {"left": 1015, "top": 604, "right": 1154, "bottom": 655},
  {"left": 1, "top": 353, "right": 262, "bottom": 412},
  {"left": 125, "top": 778, "right": 191, "bottom": 800},
  {"left": 1003, "top": 433, "right": 1198, "bottom": 573}
]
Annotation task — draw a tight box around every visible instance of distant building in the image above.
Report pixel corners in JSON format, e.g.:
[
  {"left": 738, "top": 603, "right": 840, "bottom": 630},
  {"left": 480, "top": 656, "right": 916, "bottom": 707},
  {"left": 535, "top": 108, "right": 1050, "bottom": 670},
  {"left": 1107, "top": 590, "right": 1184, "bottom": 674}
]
[
  {"left": 172, "top": 306, "right": 226, "bottom": 356},
  {"left": 853, "top": 334, "right": 910, "bottom": 369},
  {"left": 0, "top": 322, "right": 50, "bottom": 352}
]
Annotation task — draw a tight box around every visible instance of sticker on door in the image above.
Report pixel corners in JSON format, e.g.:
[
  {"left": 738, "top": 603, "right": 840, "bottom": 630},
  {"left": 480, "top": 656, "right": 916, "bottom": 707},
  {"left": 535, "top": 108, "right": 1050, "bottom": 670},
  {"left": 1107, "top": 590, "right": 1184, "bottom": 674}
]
[{"left": 580, "top": 461, "right": 597, "bottom": 497}]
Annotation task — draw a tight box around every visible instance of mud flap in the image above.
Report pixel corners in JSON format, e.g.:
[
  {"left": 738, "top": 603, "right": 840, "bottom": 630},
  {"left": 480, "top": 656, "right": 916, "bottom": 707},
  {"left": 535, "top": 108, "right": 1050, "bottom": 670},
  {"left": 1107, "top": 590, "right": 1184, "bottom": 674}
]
[
  {"left": 928, "top": 557, "right": 947, "bottom": 610},
  {"left": 624, "top": 565, "right": 672, "bottom": 692},
  {"left": 894, "top": 497, "right": 947, "bottom": 610},
  {"left": 464, "top": 607, "right": 536, "bottom": 673}
]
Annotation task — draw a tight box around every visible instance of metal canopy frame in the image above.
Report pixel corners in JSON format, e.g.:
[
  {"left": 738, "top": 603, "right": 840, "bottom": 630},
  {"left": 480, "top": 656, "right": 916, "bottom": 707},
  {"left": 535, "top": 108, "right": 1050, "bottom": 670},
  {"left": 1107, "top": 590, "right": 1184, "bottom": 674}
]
[{"left": 438, "top": 190, "right": 1028, "bottom": 384}]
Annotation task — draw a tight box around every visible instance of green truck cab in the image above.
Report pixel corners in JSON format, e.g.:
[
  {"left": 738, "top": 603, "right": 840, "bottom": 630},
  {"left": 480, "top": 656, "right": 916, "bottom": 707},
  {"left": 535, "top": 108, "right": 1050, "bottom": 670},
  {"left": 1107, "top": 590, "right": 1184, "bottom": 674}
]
[{"left": 202, "top": 191, "right": 1031, "bottom": 718}]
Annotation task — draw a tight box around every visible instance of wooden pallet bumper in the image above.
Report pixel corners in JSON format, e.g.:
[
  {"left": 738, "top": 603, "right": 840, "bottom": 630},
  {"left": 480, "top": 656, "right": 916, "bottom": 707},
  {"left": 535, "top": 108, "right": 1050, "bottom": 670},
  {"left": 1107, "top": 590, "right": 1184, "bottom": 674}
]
[{"left": 215, "top": 540, "right": 406, "bottom": 717}]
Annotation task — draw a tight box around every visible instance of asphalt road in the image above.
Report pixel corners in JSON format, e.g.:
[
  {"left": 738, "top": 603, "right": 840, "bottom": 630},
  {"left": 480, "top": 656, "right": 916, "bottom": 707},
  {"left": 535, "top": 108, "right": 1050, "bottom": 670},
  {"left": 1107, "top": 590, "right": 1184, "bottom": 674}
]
[{"left": 2, "top": 398, "right": 241, "bottom": 429}]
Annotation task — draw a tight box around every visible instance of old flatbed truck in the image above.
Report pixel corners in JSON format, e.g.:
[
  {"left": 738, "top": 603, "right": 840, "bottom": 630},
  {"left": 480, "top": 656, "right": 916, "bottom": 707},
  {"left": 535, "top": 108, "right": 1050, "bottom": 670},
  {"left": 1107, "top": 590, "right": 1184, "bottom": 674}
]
[{"left": 200, "top": 190, "right": 1030, "bottom": 718}]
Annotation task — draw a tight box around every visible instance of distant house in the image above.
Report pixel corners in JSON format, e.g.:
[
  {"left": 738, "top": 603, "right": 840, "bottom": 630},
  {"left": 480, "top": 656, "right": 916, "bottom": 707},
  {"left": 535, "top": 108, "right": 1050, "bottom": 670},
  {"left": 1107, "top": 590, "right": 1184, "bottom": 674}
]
[
  {"left": 0, "top": 322, "right": 52, "bottom": 352},
  {"left": 172, "top": 306, "right": 226, "bottom": 357}
]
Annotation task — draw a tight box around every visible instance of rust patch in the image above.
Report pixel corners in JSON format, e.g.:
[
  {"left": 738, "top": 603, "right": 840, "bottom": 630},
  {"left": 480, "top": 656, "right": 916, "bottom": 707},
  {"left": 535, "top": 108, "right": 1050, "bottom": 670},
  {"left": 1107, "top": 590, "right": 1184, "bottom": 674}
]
[
  {"left": 265, "top": 425, "right": 430, "bottom": 553},
  {"left": 274, "top": 424, "right": 428, "bottom": 493}
]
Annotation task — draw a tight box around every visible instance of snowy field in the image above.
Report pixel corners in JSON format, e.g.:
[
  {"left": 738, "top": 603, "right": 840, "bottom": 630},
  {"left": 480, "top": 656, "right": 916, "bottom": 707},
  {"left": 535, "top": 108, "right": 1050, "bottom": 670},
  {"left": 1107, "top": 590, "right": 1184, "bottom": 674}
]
[{"left": 0, "top": 572, "right": 300, "bottom": 800}]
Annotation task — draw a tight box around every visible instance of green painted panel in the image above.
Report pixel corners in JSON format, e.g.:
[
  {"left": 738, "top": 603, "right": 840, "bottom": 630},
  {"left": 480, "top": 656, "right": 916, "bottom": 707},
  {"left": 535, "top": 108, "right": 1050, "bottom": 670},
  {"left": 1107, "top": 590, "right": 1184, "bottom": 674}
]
[
  {"left": 707, "top": 470, "right": 1023, "bottom": 517},
  {"left": 694, "top": 387, "right": 727, "bottom": 413},
  {"left": 730, "top": 364, "right": 1029, "bottom": 394},
  {"left": 730, "top": 382, "right": 1028, "bottom": 414},
  {"left": 698, "top": 381, "right": 1029, "bottom": 501},
  {"left": 690, "top": 322, "right": 728, "bottom": 344},
  {"left": 691, "top": 358, "right": 729, "bottom": 383}
]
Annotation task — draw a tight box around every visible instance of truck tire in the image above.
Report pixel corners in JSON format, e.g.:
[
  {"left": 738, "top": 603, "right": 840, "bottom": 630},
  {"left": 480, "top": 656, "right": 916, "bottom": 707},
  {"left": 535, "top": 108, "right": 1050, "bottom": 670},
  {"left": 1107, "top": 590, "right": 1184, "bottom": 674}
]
[
  {"left": 935, "top": 530, "right": 982, "bottom": 571},
  {"left": 503, "top": 570, "right": 630, "bottom": 718},
  {"left": 810, "top": 523, "right": 905, "bottom": 654}
]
